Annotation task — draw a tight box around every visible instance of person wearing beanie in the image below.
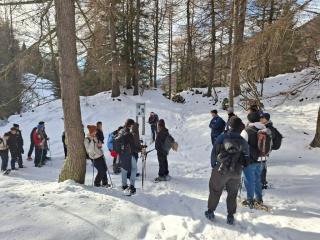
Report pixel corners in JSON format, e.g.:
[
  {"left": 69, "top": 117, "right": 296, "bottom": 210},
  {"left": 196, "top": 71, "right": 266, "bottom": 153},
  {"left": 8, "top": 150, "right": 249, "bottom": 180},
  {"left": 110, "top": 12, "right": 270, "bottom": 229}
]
[
  {"left": 12, "top": 124, "right": 24, "bottom": 168},
  {"left": 33, "top": 123, "right": 49, "bottom": 167},
  {"left": 205, "top": 116, "right": 249, "bottom": 225},
  {"left": 6, "top": 127, "right": 24, "bottom": 170},
  {"left": 209, "top": 110, "right": 226, "bottom": 146},
  {"left": 148, "top": 112, "right": 159, "bottom": 142},
  {"left": 118, "top": 119, "right": 137, "bottom": 195},
  {"left": 84, "top": 125, "right": 110, "bottom": 187},
  {"left": 0, "top": 132, "right": 10, "bottom": 172},
  {"left": 240, "top": 112, "right": 267, "bottom": 208},
  {"left": 155, "top": 119, "right": 171, "bottom": 182}
]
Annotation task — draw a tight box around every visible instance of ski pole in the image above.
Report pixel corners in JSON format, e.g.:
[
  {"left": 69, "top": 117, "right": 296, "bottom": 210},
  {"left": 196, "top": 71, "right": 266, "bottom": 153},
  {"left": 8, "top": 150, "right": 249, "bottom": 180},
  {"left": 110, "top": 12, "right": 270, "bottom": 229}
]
[{"left": 146, "top": 148, "right": 155, "bottom": 154}]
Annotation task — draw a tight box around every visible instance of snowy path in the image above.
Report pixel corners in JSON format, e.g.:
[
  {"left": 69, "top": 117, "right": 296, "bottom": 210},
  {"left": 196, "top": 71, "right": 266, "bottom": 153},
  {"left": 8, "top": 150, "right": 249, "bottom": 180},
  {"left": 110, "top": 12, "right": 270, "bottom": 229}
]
[{"left": 1, "top": 69, "right": 320, "bottom": 240}]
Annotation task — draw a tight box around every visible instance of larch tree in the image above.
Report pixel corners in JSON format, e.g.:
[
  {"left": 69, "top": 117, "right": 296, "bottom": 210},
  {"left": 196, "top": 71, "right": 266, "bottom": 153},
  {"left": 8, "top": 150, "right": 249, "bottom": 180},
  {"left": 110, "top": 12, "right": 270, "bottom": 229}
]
[{"left": 56, "top": 0, "right": 87, "bottom": 184}]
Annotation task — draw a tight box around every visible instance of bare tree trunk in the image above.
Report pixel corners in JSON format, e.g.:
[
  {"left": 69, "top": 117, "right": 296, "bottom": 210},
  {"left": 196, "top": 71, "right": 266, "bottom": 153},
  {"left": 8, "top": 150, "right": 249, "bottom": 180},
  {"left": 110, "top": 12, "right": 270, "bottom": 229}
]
[
  {"left": 168, "top": 1, "right": 173, "bottom": 99},
  {"left": 55, "top": 0, "right": 87, "bottom": 184},
  {"left": 207, "top": 0, "right": 216, "bottom": 97},
  {"left": 186, "top": 0, "right": 192, "bottom": 87},
  {"left": 310, "top": 107, "right": 320, "bottom": 148},
  {"left": 110, "top": 0, "right": 120, "bottom": 97},
  {"left": 153, "top": 0, "right": 159, "bottom": 88},
  {"left": 132, "top": 0, "right": 140, "bottom": 96},
  {"left": 224, "top": 1, "right": 234, "bottom": 85}
]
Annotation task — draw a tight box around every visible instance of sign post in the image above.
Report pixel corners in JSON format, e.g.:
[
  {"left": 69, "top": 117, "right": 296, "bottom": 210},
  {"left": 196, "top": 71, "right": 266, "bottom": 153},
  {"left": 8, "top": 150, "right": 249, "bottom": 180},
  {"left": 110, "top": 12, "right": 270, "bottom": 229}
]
[{"left": 136, "top": 103, "right": 146, "bottom": 135}]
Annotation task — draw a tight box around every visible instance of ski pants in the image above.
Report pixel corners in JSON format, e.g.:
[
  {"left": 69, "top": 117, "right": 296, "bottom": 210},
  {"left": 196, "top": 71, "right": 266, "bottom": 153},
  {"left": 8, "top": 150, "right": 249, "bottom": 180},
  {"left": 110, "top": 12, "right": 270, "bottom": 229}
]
[
  {"left": 93, "top": 156, "right": 108, "bottom": 186},
  {"left": 0, "top": 149, "right": 9, "bottom": 171},
  {"left": 157, "top": 152, "right": 169, "bottom": 177},
  {"left": 243, "top": 163, "right": 263, "bottom": 201},
  {"left": 121, "top": 156, "right": 137, "bottom": 187},
  {"left": 27, "top": 140, "right": 34, "bottom": 158},
  {"left": 208, "top": 166, "right": 241, "bottom": 215}
]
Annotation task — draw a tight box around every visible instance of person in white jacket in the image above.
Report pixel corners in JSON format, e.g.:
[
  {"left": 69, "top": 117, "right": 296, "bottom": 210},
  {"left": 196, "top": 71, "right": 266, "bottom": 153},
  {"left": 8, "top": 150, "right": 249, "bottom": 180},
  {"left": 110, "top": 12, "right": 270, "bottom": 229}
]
[
  {"left": 0, "top": 133, "right": 9, "bottom": 172},
  {"left": 84, "top": 125, "right": 109, "bottom": 187}
]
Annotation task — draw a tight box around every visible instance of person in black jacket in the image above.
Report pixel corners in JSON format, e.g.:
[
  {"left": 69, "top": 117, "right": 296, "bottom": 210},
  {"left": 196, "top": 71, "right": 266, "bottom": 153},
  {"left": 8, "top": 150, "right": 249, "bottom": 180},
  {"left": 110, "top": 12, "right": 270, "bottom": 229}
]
[
  {"left": 27, "top": 126, "right": 37, "bottom": 160},
  {"left": 7, "top": 127, "right": 24, "bottom": 169},
  {"left": 155, "top": 119, "right": 170, "bottom": 182},
  {"left": 13, "top": 124, "right": 24, "bottom": 167},
  {"left": 148, "top": 112, "right": 159, "bottom": 142},
  {"left": 96, "top": 121, "right": 104, "bottom": 144}
]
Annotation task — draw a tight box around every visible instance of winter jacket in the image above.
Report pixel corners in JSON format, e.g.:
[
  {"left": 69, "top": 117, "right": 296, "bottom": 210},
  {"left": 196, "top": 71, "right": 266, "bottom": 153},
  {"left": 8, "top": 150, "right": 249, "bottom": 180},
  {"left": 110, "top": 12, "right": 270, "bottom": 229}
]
[
  {"left": 6, "top": 132, "right": 21, "bottom": 154},
  {"left": 30, "top": 127, "right": 37, "bottom": 142},
  {"left": 211, "top": 130, "right": 250, "bottom": 172},
  {"left": 155, "top": 128, "right": 169, "bottom": 156},
  {"left": 148, "top": 114, "right": 159, "bottom": 127},
  {"left": 16, "top": 130, "right": 24, "bottom": 152},
  {"left": 84, "top": 136, "right": 104, "bottom": 160},
  {"left": 0, "top": 135, "right": 9, "bottom": 151},
  {"left": 96, "top": 129, "right": 104, "bottom": 144},
  {"left": 241, "top": 122, "right": 266, "bottom": 164},
  {"left": 132, "top": 123, "right": 142, "bottom": 156},
  {"left": 118, "top": 128, "right": 135, "bottom": 171},
  {"left": 209, "top": 116, "right": 226, "bottom": 139},
  {"left": 33, "top": 128, "right": 48, "bottom": 149}
]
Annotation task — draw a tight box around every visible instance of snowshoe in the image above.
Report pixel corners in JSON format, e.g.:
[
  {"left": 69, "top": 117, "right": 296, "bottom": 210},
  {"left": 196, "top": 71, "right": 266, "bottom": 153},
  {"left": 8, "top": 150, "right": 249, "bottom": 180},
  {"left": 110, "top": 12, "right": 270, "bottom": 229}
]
[
  {"left": 227, "top": 215, "right": 235, "bottom": 225},
  {"left": 205, "top": 210, "right": 215, "bottom": 221},
  {"left": 3, "top": 169, "right": 11, "bottom": 175}
]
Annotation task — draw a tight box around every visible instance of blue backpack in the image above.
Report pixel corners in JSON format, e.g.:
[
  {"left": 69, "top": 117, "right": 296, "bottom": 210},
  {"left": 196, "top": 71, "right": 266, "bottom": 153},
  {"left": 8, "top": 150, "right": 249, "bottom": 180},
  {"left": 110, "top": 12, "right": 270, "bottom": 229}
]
[{"left": 107, "top": 133, "right": 114, "bottom": 151}]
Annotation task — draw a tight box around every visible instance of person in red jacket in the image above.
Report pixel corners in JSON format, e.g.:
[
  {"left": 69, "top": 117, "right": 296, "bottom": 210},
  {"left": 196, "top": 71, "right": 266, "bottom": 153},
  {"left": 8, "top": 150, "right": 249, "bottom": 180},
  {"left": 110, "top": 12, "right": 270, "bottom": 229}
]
[{"left": 33, "top": 122, "right": 48, "bottom": 167}]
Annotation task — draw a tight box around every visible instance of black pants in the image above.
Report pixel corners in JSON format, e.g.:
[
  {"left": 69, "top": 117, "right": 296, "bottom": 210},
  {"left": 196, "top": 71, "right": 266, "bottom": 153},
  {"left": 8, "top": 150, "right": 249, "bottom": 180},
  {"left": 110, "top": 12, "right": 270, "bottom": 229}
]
[
  {"left": 261, "top": 161, "right": 267, "bottom": 186},
  {"left": 34, "top": 147, "right": 46, "bottom": 166},
  {"left": 151, "top": 125, "right": 157, "bottom": 141},
  {"left": 93, "top": 156, "right": 108, "bottom": 186},
  {"left": 0, "top": 150, "right": 9, "bottom": 171},
  {"left": 28, "top": 140, "right": 34, "bottom": 158},
  {"left": 157, "top": 152, "right": 169, "bottom": 177},
  {"left": 208, "top": 167, "right": 241, "bottom": 215},
  {"left": 10, "top": 150, "right": 23, "bottom": 169}
]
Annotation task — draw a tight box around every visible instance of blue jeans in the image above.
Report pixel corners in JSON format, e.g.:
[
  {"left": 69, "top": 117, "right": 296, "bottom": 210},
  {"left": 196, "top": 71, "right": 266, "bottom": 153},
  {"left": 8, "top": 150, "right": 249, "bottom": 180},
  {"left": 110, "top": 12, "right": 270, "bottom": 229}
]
[
  {"left": 121, "top": 156, "right": 137, "bottom": 187},
  {"left": 243, "top": 163, "right": 263, "bottom": 201}
]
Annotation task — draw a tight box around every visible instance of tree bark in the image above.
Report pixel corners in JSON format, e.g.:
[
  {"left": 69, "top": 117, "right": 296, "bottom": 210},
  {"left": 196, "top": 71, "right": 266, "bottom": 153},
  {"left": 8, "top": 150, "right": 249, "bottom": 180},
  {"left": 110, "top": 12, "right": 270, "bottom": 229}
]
[
  {"left": 310, "top": 107, "right": 320, "bottom": 148},
  {"left": 168, "top": 1, "right": 173, "bottom": 99},
  {"left": 110, "top": 0, "right": 120, "bottom": 97},
  {"left": 186, "top": 0, "right": 193, "bottom": 87},
  {"left": 55, "top": 0, "right": 87, "bottom": 184},
  {"left": 153, "top": 0, "right": 159, "bottom": 88},
  {"left": 207, "top": 0, "right": 216, "bottom": 97},
  {"left": 132, "top": 0, "right": 140, "bottom": 96}
]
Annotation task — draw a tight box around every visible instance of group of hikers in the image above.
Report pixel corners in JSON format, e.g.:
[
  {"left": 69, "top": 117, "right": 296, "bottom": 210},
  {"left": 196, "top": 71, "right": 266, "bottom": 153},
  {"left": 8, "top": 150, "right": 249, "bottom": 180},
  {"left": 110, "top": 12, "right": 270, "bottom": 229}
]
[
  {"left": 0, "top": 121, "right": 50, "bottom": 173},
  {"left": 206, "top": 106, "right": 282, "bottom": 225},
  {"left": 1, "top": 105, "right": 282, "bottom": 224}
]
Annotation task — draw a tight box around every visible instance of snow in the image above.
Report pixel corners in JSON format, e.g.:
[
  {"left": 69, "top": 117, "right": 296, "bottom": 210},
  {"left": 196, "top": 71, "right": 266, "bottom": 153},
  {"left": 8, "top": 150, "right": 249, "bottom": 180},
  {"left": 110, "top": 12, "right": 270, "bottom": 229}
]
[{"left": 0, "top": 68, "right": 320, "bottom": 240}]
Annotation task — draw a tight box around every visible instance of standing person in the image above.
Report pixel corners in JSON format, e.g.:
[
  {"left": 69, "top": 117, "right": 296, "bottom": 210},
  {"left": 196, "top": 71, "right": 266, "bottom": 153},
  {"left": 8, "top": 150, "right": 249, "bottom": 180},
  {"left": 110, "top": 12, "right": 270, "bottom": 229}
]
[
  {"left": 155, "top": 119, "right": 171, "bottom": 182},
  {"left": 241, "top": 112, "right": 266, "bottom": 208},
  {"left": 33, "top": 123, "right": 48, "bottom": 167},
  {"left": 0, "top": 133, "right": 10, "bottom": 172},
  {"left": 148, "top": 112, "right": 159, "bottom": 142},
  {"left": 209, "top": 110, "right": 226, "bottom": 145},
  {"left": 7, "top": 127, "right": 24, "bottom": 169},
  {"left": 107, "top": 126, "right": 123, "bottom": 174},
  {"left": 96, "top": 121, "right": 104, "bottom": 144},
  {"left": 13, "top": 124, "right": 24, "bottom": 167},
  {"left": 84, "top": 125, "right": 110, "bottom": 187},
  {"left": 27, "top": 126, "right": 37, "bottom": 160},
  {"left": 118, "top": 119, "right": 137, "bottom": 195},
  {"left": 205, "top": 117, "right": 249, "bottom": 225}
]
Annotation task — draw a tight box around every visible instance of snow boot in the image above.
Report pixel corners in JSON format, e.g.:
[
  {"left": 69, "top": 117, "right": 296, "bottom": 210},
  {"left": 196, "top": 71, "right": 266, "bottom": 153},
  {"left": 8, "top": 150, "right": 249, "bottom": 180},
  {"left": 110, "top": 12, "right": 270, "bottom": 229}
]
[
  {"left": 205, "top": 210, "right": 215, "bottom": 221},
  {"left": 129, "top": 185, "right": 136, "bottom": 195},
  {"left": 227, "top": 215, "right": 235, "bottom": 225},
  {"left": 154, "top": 176, "right": 166, "bottom": 183}
]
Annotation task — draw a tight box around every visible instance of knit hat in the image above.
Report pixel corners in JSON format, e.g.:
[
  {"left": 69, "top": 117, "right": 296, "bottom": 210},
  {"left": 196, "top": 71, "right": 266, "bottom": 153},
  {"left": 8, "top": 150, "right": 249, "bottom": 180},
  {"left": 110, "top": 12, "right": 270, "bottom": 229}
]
[
  {"left": 227, "top": 107, "right": 234, "bottom": 114},
  {"left": 87, "top": 125, "right": 97, "bottom": 135},
  {"left": 13, "top": 123, "right": 19, "bottom": 128},
  {"left": 229, "top": 116, "right": 243, "bottom": 131},
  {"left": 260, "top": 112, "right": 270, "bottom": 121},
  {"left": 158, "top": 119, "right": 165, "bottom": 128},
  {"left": 38, "top": 121, "right": 45, "bottom": 125},
  {"left": 247, "top": 112, "right": 260, "bottom": 123}
]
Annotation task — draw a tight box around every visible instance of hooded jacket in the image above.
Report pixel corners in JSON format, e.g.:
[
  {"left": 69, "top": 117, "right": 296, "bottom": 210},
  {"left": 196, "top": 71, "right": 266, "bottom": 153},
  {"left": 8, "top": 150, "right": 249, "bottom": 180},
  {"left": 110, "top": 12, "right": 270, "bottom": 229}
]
[{"left": 84, "top": 136, "right": 103, "bottom": 160}]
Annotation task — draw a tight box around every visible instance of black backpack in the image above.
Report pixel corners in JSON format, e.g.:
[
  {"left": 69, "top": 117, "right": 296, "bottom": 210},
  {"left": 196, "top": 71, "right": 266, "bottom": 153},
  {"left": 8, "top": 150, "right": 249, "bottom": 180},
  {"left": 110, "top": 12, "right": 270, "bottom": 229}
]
[
  {"left": 162, "top": 134, "right": 175, "bottom": 154},
  {"left": 269, "top": 126, "right": 283, "bottom": 150},
  {"left": 217, "top": 137, "right": 243, "bottom": 174}
]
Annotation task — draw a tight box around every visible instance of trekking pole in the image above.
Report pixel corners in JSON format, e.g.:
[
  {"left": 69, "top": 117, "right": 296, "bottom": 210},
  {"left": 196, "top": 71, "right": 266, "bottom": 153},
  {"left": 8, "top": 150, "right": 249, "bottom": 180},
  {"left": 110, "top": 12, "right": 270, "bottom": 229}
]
[
  {"left": 142, "top": 154, "right": 144, "bottom": 189},
  {"left": 92, "top": 159, "right": 95, "bottom": 187}
]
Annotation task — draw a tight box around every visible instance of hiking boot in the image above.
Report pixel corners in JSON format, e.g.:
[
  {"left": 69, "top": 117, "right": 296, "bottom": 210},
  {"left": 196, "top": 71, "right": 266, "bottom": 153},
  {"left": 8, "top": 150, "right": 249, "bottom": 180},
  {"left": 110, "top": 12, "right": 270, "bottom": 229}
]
[
  {"left": 205, "top": 210, "right": 215, "bottom": 221},
  {"left": 254, "top": 199, "right": 264, "bottom": 205},
  {"left": 248, "top": 199, "right": 254, "bottom": 209},
  {"left": 227, "top": 214, "right": 235, "bottom": 225},
  {"left": 11, "top": 167, "right": 18, "bottom": 171},
  {"left": 19, "top": 165, "right": 25, "bottom": 168},
  {"left": 129, "top": 185, "right": 136, "bottom": 195},
  {"left": 154, "top": 176, "right": 166, "bottom": 182},
  {"left": 122, "top": 185, "right": 128, "bottom": 191},
  {"left": 94, "top": 183, "right": 101, "bottom": 187}
]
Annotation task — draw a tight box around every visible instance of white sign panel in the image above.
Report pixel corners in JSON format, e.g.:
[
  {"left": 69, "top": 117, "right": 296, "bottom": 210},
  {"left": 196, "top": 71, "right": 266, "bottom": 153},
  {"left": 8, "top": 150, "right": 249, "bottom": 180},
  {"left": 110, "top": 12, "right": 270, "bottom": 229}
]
[{"left": 136, "top": 103, "right": 146, "bottom": 117}]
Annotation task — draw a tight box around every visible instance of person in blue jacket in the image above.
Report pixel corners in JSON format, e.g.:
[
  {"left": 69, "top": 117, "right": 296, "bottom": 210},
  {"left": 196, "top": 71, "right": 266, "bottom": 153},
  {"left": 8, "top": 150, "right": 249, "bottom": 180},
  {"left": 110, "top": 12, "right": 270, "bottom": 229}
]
[{"left": 209, "top": 110, "right": 226, "bottom": 145}]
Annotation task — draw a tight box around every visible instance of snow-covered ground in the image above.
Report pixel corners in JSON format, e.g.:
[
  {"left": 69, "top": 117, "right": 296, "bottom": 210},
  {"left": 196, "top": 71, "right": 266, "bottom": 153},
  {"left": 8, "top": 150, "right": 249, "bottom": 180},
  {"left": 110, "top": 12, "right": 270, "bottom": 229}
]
[{"left": 0, "top": 68, "right": 320, "bottom": 240}]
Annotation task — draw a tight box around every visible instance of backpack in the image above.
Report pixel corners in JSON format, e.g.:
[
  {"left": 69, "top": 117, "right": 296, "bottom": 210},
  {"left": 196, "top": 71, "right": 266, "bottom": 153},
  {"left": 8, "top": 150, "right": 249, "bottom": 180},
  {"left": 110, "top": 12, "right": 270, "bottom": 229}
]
[
  {"left": 257, "top": 131, "right": 272, "bottom": 157},
  {"left": 107, "top": 133, "right": 115, "bottom": 151},
  {"left": 162, "top": 134, "right": 175, "bottom": 154},
  {"left": 269, "top": 126, "right": 283, "bottom": 150},
  {"left": 113, "top": 132, "right": 126, "bottom": 154},
  {"left": 217, "top": 137, "right": 243, "bottom": 174}
]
